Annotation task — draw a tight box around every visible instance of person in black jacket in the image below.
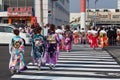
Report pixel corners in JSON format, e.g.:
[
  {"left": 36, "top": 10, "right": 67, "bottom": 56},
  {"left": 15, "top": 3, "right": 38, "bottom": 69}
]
[{"left": 107, "top": 27, "right": 113, "bottom": 45}]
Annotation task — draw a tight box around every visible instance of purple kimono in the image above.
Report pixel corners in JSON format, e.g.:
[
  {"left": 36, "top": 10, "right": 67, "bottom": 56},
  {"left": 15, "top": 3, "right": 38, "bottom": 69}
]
[{"left": 45, "top": 32, "right": 60, "bottom": 68}]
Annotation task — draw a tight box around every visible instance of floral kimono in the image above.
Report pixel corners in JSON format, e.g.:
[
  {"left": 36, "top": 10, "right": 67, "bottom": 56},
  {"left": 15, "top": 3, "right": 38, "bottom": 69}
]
[
  {"left": 31, "top": 34, "right": 46, "bottom": 69},
  {"left": 9, "top": 36, "right": 27, "bottom": 73},
  {"left": 46, "top": 32, "right": 60, "bottom": 69},
  {"left": 63, "top": 30, "right": 73, "bottom": 52},
  {"left": 99, "top": 30, "right": 108, "bottom": 48}
]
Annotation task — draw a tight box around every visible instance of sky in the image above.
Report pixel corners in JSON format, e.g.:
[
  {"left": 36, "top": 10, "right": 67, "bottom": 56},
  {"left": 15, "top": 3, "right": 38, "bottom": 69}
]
[{"left": 70, "top": 0, "right": 117, "bottom": 12}]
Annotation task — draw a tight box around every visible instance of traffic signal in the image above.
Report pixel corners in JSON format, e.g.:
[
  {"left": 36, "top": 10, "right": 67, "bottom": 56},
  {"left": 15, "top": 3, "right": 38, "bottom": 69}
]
[{"left": 48, "top": 10, "right": 52, "bottom": 17}]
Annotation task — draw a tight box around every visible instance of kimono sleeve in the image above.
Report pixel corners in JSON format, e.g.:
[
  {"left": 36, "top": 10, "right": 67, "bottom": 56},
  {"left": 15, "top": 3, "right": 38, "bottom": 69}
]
[{"left": 9, "top": 38, "right": 14, "bottom": 54}]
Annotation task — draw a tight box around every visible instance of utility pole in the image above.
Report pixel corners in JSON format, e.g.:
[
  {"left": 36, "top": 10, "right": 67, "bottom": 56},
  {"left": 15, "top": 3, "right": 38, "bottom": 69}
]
[
  {"left": 51, "top": 0, "right": 54, "bottom": 24},
  {"left": 94, "top": 0, "right": 98, "bottom": 27},
  {"left": 40, "top": 0, "right": 44, "bottom": 27},
  {"left": 51, "top": 0, "right": 58, "bottom": 24},
  {"left": 80, "top": 0, "right": 86, "bottom": 32},
  {"left": 87, "top": 0, "right": 89, "bottom": 21}
]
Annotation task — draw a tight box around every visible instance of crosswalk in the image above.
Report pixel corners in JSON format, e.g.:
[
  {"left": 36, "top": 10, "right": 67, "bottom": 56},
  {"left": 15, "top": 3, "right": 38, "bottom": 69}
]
[{"left": 11, "top": 45, "right": 120, "bottom": 80}]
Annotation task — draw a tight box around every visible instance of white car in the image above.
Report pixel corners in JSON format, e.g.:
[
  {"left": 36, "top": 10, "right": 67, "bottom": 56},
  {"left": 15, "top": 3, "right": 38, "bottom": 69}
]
[{"left": 0, "top": 24, "right": 31, "bottom": 45}]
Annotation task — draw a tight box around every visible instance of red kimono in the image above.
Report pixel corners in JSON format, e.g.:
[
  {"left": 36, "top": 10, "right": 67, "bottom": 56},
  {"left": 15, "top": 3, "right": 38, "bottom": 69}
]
[{"left": 90, "top": 30, "right": 98, "bottom": 49}]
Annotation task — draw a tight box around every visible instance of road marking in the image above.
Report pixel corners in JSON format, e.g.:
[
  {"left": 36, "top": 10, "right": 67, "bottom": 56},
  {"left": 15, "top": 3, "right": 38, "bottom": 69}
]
[
  {"left": 11, "top": 75, "right": 120, "bottom": 80},
  {"left": 58, "top": 58, "right": 115, "bottom": 61},
  {"left": 59, "top": 56, "right": 113, "bottom": 59},
  {"left": 60, "top": 51, "right": 109, "bottom": 54},
  {"left": 60, "top": 54, "right": 111, "bottom": 56},
  {"left": 57, "top": 60, "right": 117, "bottom": 64},
  {"left": 11, "top": 44, "right": 120, "bottom": 80},
  {"left": 28, "top": 62, "right": 120, "bottom": 67},
  {"left": 27, "top": 66, "right": 120, "bottom": 72}
]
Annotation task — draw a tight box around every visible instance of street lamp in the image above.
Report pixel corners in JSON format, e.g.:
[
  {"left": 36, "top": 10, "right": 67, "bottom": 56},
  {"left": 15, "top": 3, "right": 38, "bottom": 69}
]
[
  {"left": 94, "top": 0, "right": 98, "bottom": 27},
  {"left": 86, "top": 0, "right": 90, "bottom": 28},
  {"left": 51, "top": 0, "right": 58, "bottom": 24},
  {"left": 87, "top": 0, "right": 89, "bottom": 21},
  {"left": 40, "top": 0, "right": 44, "bottom": 27}
]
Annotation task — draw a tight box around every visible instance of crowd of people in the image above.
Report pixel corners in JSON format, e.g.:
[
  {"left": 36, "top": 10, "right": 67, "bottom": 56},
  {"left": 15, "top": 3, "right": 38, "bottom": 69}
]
[
  {"left": 86, "top": 26, "right": 120, "bottom": 49},
  {"left": 8, "top": 22, "right": 120, "bottom": 74},
  {"left": 8, "top": 23, "right": 73, "bottom": 74}
]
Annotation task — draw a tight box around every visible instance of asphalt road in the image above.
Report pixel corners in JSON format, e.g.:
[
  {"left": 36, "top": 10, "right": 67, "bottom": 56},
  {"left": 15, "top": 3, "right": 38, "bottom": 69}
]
[
  {"left": 0, "top": 45, "right": 120, "bottom": 80},
  {"left": 10, "top": 45, "right": 120, "bottom": 80},
  {"left": 0, "top": 45, "right": 32, "bottom": 80}
]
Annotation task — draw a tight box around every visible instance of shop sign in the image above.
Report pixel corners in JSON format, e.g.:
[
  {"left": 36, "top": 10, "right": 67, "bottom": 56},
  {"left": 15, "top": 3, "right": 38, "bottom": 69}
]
[{"left": 7, "top": 7, "right": 32, "bottom": 16}]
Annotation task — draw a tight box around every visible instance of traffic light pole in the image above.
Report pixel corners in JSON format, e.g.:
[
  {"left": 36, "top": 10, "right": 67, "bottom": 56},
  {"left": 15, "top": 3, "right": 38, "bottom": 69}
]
[
  {"left": 94, "top": 0, "right": 98, "bottom": 27},
  {"left": 40, "top": 0, "right": 44, "bottom": 27},
  {"left": 51, "top": 0, "right": 54, "bottom": 24},
  {"left": 51, "top": 0, "right": 58, "bottom": 24}
]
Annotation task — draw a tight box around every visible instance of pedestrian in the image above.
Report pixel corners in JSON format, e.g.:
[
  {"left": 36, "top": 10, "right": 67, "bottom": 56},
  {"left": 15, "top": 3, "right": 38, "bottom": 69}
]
[
  {"left": 46, "top": 24, "right": 60, "bottom": 69},
  {"left": 61, "top": 24, "right": 65, "bottom": 31},
  {"left": 80, "top": 28, "right": 86, "bottom": 44},
  {"left": 9, "top": 29, "right": 27, "bottom": 74},
  {"left": 31, "top": 26, "right": 46, "bottom": 70},
  {"left": 90, "top": 27, "right": 98, "bottom": 49},
  {"left": 86, "top": 29, "right": 92, "bottom": 44},
  {"left": 55, "top": 26, "right": 64, "bottom": 51},
  {"left": 43, "top": 24, "right": 49, "bottom": 39},
  {"left": 73, "top": 28, "right": 79, "bottom": 44},
  {"left": 112, "top": 27, "right": 117, "bottom": 45},
  {"left": 107, "top": 27, "right": 113, "bottom": 45},
  {"left": 24, "top": 24, "right": 30, "bottom": 34},
  {"left": 99, "top": 29, "right": 108, "bottom": 49},
  {"left": 117, "top": 28, "right": 120, "bottom": 42},
  {"left": 63, "top": 25, "right": 73, "bottom": 52}
]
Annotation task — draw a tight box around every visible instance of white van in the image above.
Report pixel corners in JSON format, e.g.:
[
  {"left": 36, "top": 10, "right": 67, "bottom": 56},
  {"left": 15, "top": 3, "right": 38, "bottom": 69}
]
[{"left": 0, "top": 24, "right": 31, "bottom": 45}]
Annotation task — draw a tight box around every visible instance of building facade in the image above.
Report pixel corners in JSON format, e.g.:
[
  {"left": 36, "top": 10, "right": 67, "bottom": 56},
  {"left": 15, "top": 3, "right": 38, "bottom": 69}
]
[
  {"left": 87, "top": 9, "right": 120, "bottom": 25},
  {"left": 118, "top": 0, "right": 120, "bottom": 9},
  {"left": 35, "top": 0, "right": 70, "bottom": 26},
  {"left": 0, "top": 0, "right": 70, "bottom": 26},
  {"left": 0, "top": 0, "right": 34, "bottom": 24},
  {"left": 70, "top": 9, "right": 120, "bottom": 27}
]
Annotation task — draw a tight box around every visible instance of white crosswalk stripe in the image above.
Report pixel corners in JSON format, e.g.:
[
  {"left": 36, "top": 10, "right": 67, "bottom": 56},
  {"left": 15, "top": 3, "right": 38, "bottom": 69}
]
[{"left": 11, "top": 45, "right": 120, "bottom": 80}]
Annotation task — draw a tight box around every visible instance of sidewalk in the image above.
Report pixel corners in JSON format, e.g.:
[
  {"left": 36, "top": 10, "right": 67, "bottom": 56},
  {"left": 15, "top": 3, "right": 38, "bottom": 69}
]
[{"left": 104, "top": 45, "right": 120, "bottom": 65}]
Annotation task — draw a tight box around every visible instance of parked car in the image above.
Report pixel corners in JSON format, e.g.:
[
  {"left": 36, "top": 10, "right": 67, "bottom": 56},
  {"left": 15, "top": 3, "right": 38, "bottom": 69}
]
[{"left": 0, "top": 24, "right": 31, "bottom": 45}]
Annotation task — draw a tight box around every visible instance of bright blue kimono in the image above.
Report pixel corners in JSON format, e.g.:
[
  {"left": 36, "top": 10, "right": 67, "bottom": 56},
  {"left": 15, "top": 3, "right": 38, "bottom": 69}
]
[{"left": 9, "top": 36, "right": 27, "bottom": 71}]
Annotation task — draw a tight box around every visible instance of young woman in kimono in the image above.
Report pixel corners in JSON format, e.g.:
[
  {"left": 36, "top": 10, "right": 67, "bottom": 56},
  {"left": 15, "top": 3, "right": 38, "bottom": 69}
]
[
  {"left": 86, "top": 29, "right": 92, "bottom": 44},
  {"left": 117, "top": 28, "right": 120, "bottom": 42},
  {"left": 79, "top": 28, "right": 86, "bottom": 44},
  {"left": 31, "top": 27, "right": 46, "bottom": 70},
  {"left": 63, "top": 25, "right": 73, "bottom": 52},
  {"left": 55, "top": 26, "right": 64, "bottom": 51},
  {"left": 9, "top": 29, "right": 27, "bottom": 74},
  {"left": 90, "top": 29, "right": 98, "bottom": 49},
  {"left": 46, "top": 24, "right": 60, "bottom": 69},
  {"left": 99, "top": 30, "right": 108, "bottom": 49},
  {"left": 73, "top": 28, "right": 79, "bottom": 44}
]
